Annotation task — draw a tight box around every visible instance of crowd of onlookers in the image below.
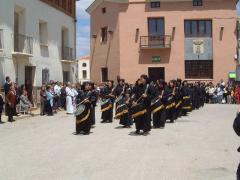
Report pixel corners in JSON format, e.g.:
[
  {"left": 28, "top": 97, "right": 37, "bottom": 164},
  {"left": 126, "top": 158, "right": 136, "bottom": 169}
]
[
  {"left": 205, "top": 80, "right": 237, "bottom": 104},
  {"left": 1, "top": 77, "right": 240, "bottom": 123}
]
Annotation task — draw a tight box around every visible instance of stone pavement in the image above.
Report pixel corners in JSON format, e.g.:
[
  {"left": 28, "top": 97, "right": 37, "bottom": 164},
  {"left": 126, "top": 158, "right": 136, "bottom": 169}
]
[{"left": 0, "top": 104, "right": 239, "bottom": 180}]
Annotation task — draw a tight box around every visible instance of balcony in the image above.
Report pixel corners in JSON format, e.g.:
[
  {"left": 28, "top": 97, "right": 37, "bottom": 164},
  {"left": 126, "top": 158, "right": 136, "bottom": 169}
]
[
  {"left": 12, "top": 33, "right": 33, "bottom": 57},
  {"left": 140, "top": 35, "right": 171, "bottom": 49},
  {"left": 0, "top": 29, "right": 3, "bottom": 51},
  {"left": 61, "top": 47, "right": 75, "bottom": 63}
]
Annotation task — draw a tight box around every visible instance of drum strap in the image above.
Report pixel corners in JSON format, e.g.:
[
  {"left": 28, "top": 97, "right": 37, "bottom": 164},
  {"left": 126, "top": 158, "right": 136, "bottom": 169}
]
[
  {"left": 101, "top": 104, "right": 113, "bottom": 112},
  {"left": 76, "top": 110, "right": 91, "bottom": 124},
  {"left": 132, "top": 109, "right": 147, "bottom": 119},
  {"left": 152, "top": 105, "right": 164, "bottom": 114}
]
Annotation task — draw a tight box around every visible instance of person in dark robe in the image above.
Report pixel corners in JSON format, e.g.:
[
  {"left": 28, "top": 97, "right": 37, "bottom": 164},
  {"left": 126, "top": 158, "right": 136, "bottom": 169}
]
[
  {"left": 152, "top": 80, "right": 166, "bottom": 129},
  {"left": 5, "top": 84, "right": 16, "bottom": 122},
  {"left": 100, "top": 81, "right": 115, "bottom": 123},
  {"left": 118, "top": 84, "right": 133, "bottom": 128},
  {"left": 181, "top": 81, "right": 192, "bottom": 116},
  {"left": 174, "top": 79, "right": 183, "bottom": 119},
  {"left": 60, "top": 83, "right": 67, "bottom": 110},
  {"left": 90, "top": 83, "right": 98, "bottom": 126},
  {"left": 163, "top": 80, "right": 176, "bottom": 123},
  {"left": 233, "top": 110, "right": 240, "bottom": 180},
  {"left": 131, "top": 75, "right": 153, "bottom": 135},
  {"left": 4, "top": 76, "right": 11, "bottom": 117},
  {"left": 0, "top": 94, "right": 4, "bottom": 123},
  {"left": 75, "top": 82, "right": 93, "bottom": 135}
]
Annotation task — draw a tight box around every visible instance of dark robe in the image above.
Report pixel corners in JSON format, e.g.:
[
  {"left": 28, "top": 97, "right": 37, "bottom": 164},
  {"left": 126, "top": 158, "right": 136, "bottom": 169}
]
[
  {"left": 100, "top": 86, "right": 114, "bottom": 123},
  {"left": 163, "top": 86, "right": 176, "bottom": 122}
]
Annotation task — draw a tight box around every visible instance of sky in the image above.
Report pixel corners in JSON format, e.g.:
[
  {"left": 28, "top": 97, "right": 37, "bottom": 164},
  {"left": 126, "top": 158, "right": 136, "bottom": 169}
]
[{"left": 77, "top": 0, "right": 240, "bottom": 59}]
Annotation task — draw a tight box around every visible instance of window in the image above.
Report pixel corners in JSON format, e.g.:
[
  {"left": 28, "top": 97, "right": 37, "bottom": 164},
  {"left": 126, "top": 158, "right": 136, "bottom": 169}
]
[
  {"left": 39, "top": 21, "right": 48, "bottom": 45},
  {"left": 42, "top": 69, "right": 49, "bottom": 84},
  {"left": 185, "top": 60, "right": 213, "bottom": 79},
  {"left": 101, "top": 67, "right": 108, "bottom": 82},
  {"left": 193, "top": 0, "right": 203, "bottom": 6},
  {"left": 148, "top": 18, "right": 165, "bottom": 36},
  {"left": 82, "top": 70, "right": 87, "bottom": 79},
  {"left": 102, "top": 7, "right": 106, "bottom": 14},
  {"left": 151, "top": 1, "right": 160, "bottom": 8},
  {"left": 184, "top": 20, "right": 212, "bottom": 37},
  {"left": 101, "top": 27, "right": 108, "bottom": 43},
  {"left": 82, "top": 63, "right": 87, "bottom": 67}
]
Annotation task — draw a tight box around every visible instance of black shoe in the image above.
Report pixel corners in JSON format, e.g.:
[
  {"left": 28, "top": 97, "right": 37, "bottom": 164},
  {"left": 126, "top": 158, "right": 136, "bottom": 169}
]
[
  {"left": 135, "top": 130, "right": 140, "bottom": 134},
  {"left": 101, "top": 120, "right": 106, "bottom": 123},
  {"left": 143, "top": 132, "right": 150, "bottom": 136},
  {"left": 83, "top": 132, "right": 90, "bottom": 135}
]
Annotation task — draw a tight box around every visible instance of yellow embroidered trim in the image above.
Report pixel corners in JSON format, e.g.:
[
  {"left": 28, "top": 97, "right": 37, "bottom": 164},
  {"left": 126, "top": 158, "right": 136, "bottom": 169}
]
[
  {"left": 101, "top": 104, "right": 113, "bottom": 112},
  {"left": 152, "top": 105, "right": 164, "bottom": 114},
  {"left": 183, "top": 96, "right": 190, "bottom": 100},
  {"left": 132, "top": 109, "right": 147, "bottom": 118},
  {"left": 175, "top": 101, "right": 182, "bottom": 108},
  {"left": 182, "top": 106, "right": 192, "bottom": 110},
  {"left": 76, "top": 110, "right": 91, "bottom": 124},
  {"left": 166, "top": 103, "right": 176, "bottom": 109}
]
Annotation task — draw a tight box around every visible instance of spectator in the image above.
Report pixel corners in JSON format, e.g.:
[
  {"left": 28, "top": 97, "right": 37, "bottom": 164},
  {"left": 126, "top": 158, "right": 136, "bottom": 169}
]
[
  {"left": 46, "top": 86, "right": 54, "bottom": 116},
  {"left": 60, "top": 83, "right": 66, "bottom": 110},
  {"left": 20, "top": 90, "right": 33, "bottom": 114},
  {"left": 5, "top": 84, "right": 16, "bottom": 122},
  {"left": 0, "top": 93, "right": 4, "bottom": 123},
  {"left": 40, "top": 85, "right": 46, "bottom": 116},
  {"left": 54, "top": 81, "right": 61, "bottom": 111}
]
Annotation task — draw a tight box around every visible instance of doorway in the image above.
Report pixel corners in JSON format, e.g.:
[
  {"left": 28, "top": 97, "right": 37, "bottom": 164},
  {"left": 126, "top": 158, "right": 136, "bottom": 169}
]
[
  {"left": 101, "top": 67, "right": 108, "bottom": 82},
  {"left": 25, "top": 66, "right": 35, "bottom": 85},
  {"left": 148, "top": 67, "right": 165, "bottom": 82}
]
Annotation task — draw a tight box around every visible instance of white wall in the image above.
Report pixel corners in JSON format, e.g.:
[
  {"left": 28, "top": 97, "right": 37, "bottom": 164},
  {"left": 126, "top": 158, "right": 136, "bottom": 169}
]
[
  {"left": 0, "top": 0, "right": 76, "bottom": 86},
  {"left": 78, "top": 59, "right": 90, "bottom": 82}
]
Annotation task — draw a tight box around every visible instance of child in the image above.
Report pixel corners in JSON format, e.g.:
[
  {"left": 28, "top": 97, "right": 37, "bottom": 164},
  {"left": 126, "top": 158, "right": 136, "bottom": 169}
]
[{"left": 0, "top": 94, "right": 4, "bottom": 123}]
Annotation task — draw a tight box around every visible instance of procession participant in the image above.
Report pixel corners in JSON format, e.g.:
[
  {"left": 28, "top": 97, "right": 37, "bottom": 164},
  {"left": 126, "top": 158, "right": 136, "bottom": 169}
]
[
  {"left": 163, "top": 80, "right": 176, "bottom": 123},
  {"left": 152, "top": 80, "right": 166, "bottom": 129},
  {"left": 174, "top": 79, "right": 183, "bottom": 119},
  {"left": 5, "top": 84, "right": 16, "bottom": 122},
  {"left": 116, "top": 84, "right": 133, "bottom": 128},
  {"left": 114, "top": 79, "right": 125, "bottom": 105},
  {"left": 66, "top": 82, "right": 74, "bottom": 114},
  {"left": 100, "top": 81, "right": 115, "bottom": 123},
  {"left": 4, "top": 77, "right": 11, "bottom": 117},
  {"left": 181, "top": 80, "right": 192, "bottom": 116},
  {"left": 90, "top": 82, "right": 98, "bottom": 126},
  {"left": 131, "top": 74, "right": 153, "bottom": 135},
  {"left": 75, "top": 82, "right": 93, "bottom": 135},
  {"left": 72, "top": 84, "right": 79, "bottom": 113}
]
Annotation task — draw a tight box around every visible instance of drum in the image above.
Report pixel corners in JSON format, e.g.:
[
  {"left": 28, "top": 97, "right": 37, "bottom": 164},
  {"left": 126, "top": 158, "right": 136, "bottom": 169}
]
[
  {"left": 115, "top": 95, "right": 123, "bottom": 105},
  {"left": 75, "top": 104, "right": 86, "bottom": 116},
  {"left": 130, "top": 103, "right": 147, "bottom": 119},
  {"left": 165, "top": 95, "right": 175, "bottom": 110},
  {"left": 151, "top": 98, "right": 164, "bottom": 114},
  {"left": 101, "top": 99, "right": 112, "bottom": 112},
  {"left": 115, "top": 103, "right": 128, "bottom": 119}
]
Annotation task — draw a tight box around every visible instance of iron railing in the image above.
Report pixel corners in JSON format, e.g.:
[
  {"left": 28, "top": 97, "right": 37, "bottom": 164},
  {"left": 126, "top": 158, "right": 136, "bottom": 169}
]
[
  {"left": 0, "top": 29, "right": 3, "bottom": 49},
  {"left": 140, "top": 35, "right": 171, "bottom": 49},
  {"left": 14, "top": 33, "right": 33, "bottom": 54},
  {"left": 62, "top": 46, "right": 75, "bottom": 60}
]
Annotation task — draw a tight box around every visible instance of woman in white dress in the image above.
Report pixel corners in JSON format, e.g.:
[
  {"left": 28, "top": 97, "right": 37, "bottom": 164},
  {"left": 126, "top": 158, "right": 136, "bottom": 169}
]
[
  {"left": 66, "top": 82, "right": 74, "bottom": 114},
  {"left": 72, "top": 84, "right": 78, "bottom": 113}
]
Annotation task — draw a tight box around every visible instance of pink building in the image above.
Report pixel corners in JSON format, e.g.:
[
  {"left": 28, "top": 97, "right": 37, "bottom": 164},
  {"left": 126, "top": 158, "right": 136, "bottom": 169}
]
[{"left": 87, "top": 0, "right": 237, "bottom": 84}]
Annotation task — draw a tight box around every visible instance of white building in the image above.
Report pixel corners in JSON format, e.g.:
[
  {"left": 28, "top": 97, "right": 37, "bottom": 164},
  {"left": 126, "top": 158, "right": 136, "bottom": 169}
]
[
  {"left": 0, "top": 0, "right": 77, "bottom": 88},
  {"left": 78, "top": 55, "right": 90, "bottom": 83}
]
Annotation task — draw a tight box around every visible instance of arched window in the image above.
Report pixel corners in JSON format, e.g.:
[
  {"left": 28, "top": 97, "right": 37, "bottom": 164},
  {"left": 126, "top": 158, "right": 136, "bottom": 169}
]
[{"left": 82, "top": 63, "right": 87, "bottom": 67}]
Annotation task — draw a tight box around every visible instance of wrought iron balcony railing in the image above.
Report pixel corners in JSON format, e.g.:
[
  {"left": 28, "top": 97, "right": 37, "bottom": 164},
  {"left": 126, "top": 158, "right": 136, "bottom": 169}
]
[
  {"left": 14, "top": 33, "right": 33, "bottom": 55},
  {"left": 62, "top": 46, "right": 75, "bottom": 61},
  {"left": 0, "top": 29, "right": 3, "bottom": 50},
  {"left": 140, "top": 35, "right": 171, "bottom": 49}
]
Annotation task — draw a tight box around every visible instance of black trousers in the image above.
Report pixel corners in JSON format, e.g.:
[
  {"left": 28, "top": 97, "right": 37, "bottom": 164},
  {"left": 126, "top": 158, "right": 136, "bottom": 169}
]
[
  {"left": 134, "top": 112, "right": 151, "bottom": 132},
  {"left": 90, "top": 106, "right": 96, "bottom": 125},
  {"left": 6, "top": 104, "right": 14, "bottom": 121},
  {"left": 102, "top": 107, "right": 113, "bottom": 122},
  {"left": 237, "top": 163, "right": 240, "bottom": 180},
  {"left": 0, "top": 107, "right": 2, "bottom": 121}
]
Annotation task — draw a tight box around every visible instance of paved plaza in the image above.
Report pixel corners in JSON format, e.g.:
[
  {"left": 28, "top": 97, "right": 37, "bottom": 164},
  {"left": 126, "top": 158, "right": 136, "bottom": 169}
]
[{"left": 0, "top": 104, "right": 239, "bottom": 180}]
